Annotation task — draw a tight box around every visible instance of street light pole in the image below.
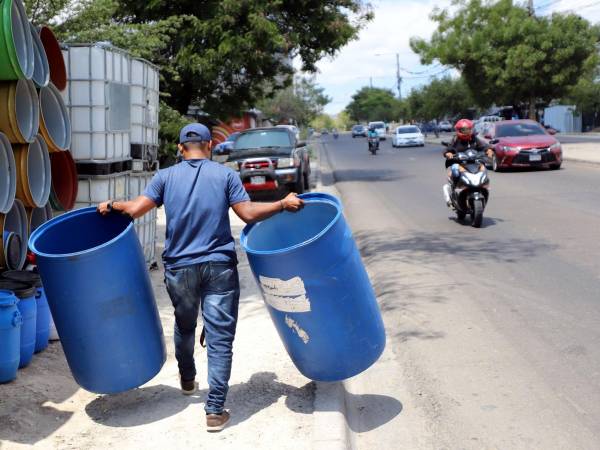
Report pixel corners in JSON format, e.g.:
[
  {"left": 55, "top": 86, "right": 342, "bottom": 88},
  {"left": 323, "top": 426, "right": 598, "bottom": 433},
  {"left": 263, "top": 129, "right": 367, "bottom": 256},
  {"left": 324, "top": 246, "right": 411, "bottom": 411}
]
[{"left": 396, "top": 53, "right": 402, "bottom": 100}]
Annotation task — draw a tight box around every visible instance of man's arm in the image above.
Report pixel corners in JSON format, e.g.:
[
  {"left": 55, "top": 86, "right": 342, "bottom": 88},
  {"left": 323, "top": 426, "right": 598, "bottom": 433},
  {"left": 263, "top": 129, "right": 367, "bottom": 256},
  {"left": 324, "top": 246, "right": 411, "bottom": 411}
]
[
  {"left": 97, "top": 196, "right": 157, "bottom": 219},
  {"left": 232, "top": 192, "right": 304, "bottom": 224}
]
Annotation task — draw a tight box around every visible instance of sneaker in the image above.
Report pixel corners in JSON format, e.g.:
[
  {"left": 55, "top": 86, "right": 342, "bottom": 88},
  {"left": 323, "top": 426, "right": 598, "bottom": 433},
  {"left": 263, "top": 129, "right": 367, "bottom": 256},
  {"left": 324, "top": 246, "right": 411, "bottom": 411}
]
[
  {"left": 180, "top": 377, "right": 197, "bottom": 395},
  {"left": 206, "top": 411, "right": 231, "bottom": 432}
]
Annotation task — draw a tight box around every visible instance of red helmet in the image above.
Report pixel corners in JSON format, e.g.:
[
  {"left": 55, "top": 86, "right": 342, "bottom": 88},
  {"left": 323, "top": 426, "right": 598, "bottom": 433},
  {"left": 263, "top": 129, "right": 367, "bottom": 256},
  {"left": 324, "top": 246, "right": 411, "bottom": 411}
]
[{"left": 455, "top": 119, "right": 474, "bottom": 141}]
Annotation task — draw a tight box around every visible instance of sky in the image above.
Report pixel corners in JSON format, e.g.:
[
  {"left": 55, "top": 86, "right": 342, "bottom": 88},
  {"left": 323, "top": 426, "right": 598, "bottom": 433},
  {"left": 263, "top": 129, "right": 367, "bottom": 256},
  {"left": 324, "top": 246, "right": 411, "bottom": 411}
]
[{"left": 308, "top": 0, "right": 600, "bottom": 115}]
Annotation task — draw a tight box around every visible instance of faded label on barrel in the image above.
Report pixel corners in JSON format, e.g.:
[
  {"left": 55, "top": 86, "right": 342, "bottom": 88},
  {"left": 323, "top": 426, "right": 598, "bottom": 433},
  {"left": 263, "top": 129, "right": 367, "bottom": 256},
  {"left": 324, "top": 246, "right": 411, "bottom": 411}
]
[{"left": 259, "top": 275, "right": 311, "bottom": 313}]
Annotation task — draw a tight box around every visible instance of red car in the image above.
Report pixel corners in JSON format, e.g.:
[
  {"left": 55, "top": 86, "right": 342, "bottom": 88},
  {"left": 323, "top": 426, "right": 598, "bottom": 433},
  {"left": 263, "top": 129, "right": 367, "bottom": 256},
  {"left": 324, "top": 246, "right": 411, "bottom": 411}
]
[{"left": 483, "top": 120, "right": 562, "bottom": 171}]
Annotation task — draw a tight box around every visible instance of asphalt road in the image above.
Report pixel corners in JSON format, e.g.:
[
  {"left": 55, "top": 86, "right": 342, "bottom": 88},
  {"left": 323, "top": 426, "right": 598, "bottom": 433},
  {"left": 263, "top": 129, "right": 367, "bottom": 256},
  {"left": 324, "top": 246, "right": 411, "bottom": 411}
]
[{"left": 320, "top": 134, "right": 600, "bottom": 449}]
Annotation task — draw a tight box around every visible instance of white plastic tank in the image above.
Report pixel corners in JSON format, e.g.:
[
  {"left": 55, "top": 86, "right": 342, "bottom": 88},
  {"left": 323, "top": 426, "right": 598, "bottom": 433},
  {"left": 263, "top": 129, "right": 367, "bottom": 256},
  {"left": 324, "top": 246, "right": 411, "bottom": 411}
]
[
  {"left": 129, "top": 171, "right": 157, "bottom": 265},
  {"left": 61, "top": 44, "right": 132, "bottom": 162},
  {"left": 130, "top": 58, "right": 159, "bottom": 147}
]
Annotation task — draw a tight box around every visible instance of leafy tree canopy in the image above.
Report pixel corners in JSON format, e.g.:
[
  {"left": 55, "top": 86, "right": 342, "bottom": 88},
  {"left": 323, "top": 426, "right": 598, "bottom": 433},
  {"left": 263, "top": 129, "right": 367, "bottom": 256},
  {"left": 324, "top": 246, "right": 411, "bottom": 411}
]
[
  {"left": 410, "top": 0, "right": 600, "bottom": 117},
  {"left": 258, "top": 77, "right": 331, "bottom": 127},
  {"left": 345, "top": 87, "right": 403, "bottom": 123},
  {"left": 405, "top": 76, "right": 474, "bottom": 121},
  {"left": 29, "top": 0, "right": 372, "bottom": 118}
]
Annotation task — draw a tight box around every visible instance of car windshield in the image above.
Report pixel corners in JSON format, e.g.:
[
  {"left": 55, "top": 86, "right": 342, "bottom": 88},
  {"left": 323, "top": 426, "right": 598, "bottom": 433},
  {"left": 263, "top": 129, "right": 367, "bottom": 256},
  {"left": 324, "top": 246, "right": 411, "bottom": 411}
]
[
  {"left": 226, "top": 133, "right": 239, "bottom": 142},
  {"left": 353, "top": 125, "right": 364, "bottom": 130},
  {"left": 496, "top": 122, "right": 545, "bottom": 137},
  {"left": 370, "top": 122, "right": 385, "bottom": 129},
  {"left": 234, "top": 130, "right": 292, "bottom": 150},
  {"left": 397, "top": 127, "right": 419, "bottom": 134}
]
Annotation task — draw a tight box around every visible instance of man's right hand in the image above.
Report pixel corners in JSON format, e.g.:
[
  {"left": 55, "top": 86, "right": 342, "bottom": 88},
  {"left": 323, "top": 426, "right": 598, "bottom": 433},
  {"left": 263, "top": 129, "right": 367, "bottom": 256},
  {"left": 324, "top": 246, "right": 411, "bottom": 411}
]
[
  {"left": 445, "top": 152, "right": 454, "bottom": 159},
  {"left": 281, "top": 193, "right": 304, "bottom": 212}
]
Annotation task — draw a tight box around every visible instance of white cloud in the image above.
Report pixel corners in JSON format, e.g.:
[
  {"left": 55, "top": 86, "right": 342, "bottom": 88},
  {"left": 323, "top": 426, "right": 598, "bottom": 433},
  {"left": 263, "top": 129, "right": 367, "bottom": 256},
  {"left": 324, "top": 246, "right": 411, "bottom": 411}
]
[{"left": 309, "top": 0, "right": 600, "bottom": 115}]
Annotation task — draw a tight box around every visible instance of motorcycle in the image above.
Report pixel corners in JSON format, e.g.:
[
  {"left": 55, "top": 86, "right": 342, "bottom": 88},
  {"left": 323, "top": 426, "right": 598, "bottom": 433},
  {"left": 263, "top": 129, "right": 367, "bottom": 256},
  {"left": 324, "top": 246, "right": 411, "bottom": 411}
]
[
  {"left": 442, "top": 144, "right": 490, "bottom": 228},
  {"left": 368, "top": 136, "right": 379, "bottom": 155}
]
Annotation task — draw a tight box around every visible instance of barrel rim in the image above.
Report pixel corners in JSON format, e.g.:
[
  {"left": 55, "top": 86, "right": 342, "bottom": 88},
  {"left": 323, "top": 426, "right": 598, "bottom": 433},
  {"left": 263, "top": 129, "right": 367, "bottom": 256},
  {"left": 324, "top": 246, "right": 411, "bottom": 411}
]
[
  {"left": 29, "top": 206, "right": 133, "bottom": 259},
  {"left": 240, "top": 192, "right": 343, "bottom": 256}
]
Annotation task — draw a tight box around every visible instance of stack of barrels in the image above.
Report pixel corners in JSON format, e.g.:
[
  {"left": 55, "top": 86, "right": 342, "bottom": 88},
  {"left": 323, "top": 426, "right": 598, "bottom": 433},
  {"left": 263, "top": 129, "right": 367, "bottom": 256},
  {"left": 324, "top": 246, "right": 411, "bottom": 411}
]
[{"left": 0, "top": 0, "right": 76, "bottom": 383}]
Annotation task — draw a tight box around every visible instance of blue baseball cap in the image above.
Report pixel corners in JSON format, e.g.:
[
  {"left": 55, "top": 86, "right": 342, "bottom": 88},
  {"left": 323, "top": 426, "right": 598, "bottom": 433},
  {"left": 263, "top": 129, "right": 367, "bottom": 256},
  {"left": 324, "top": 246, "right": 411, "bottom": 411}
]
[{"left": 179, "top": 123, "right": 211, "bottom": 144}]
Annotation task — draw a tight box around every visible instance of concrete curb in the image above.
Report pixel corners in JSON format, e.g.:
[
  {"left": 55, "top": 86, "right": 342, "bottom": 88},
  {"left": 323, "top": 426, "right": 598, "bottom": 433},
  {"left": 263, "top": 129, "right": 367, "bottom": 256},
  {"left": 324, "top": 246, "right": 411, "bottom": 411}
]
[{"left": 310, "top": 139, "right": 352, "bottom": 450}]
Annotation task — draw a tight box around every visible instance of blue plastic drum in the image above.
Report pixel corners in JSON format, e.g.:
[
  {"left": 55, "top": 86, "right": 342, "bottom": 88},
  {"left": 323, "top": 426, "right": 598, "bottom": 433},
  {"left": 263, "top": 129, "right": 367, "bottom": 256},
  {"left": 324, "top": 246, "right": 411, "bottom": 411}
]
[
  {"left": 0, "top": 290, "right": 22, "bottom": 383},
  {"left": 241, "top": 192, "right": 386, "bottom": 381},
  {"left": 1, "top": 271, "right": 50, "bottom": 353},
  {"left": 29, "top": 208, "right": 166, "bottom": 394},
  {"left": 0, "top": 280, "right": 37, "bottom": 368}
]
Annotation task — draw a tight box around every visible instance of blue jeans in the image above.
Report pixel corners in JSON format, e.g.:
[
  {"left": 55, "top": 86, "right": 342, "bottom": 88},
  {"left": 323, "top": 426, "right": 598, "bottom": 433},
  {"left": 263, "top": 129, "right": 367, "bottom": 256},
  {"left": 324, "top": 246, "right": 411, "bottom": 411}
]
[{"left": 165, "top": 261, "right": 240, "bottom": 414}]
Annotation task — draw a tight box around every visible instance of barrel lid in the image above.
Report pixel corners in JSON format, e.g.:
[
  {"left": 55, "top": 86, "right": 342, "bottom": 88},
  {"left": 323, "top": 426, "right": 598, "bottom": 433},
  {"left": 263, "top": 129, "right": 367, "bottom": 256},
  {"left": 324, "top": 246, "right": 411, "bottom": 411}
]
[
  {"left": 0, "top": 280, "right": 36, "bottom": 299},
  {"left": 1, "top": 270, "right": 42, "bottom": 288},
  {"left": 0, "top": 290, "right": 19, "bottom": 307}
]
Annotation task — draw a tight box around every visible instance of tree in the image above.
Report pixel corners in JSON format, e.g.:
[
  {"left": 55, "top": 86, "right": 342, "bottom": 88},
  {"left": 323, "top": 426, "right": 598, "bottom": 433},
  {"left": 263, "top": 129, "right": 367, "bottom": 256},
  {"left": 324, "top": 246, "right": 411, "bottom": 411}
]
[
  {"left": 405, "top": 76, "right": 474, "bottom": 121},
  {"left": 258, "top": 77, "right": 331, "bottom": 127},
  {"left": 345, "top": 87, "right": 404, "bottom": 123},
  {"left": 410, "top": 0, "right": 600, "bottom": 118},
  {"left": 44, "top": 0, "right": 372, "bottom": 118},
  {"left": 310, "top": 114, "right": 335, "bottom": 131}
]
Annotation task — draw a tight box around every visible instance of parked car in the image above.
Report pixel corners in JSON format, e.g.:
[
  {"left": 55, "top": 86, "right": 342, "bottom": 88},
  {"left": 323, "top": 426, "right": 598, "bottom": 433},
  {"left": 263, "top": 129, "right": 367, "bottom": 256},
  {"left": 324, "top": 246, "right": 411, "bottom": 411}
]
[
  {"left": 321, "top": 128, "right": 329, "bottom": 135},
  {"left": 224, "top": 127, "right": 311, "bottom": 196},
  {"left": 276, "top": 124, "right": 300, "bottom": 140},
  {"left": 352, "top": 124, "right": 367, "bottom": 138},
  {"left": 483, "top": 120, "right": 562, "bottom": 171},
  {"left": 438, "top": 120, "right": 453, "bottom": 132},
  {"left": 392, "top": 125, "right": 425, "bottom": 147},
  {"left": 211, "top": 132, "right": 240, "bottom": 163},
  {"left": 367, "top": 121, "right": 387, "bottom": 140}
]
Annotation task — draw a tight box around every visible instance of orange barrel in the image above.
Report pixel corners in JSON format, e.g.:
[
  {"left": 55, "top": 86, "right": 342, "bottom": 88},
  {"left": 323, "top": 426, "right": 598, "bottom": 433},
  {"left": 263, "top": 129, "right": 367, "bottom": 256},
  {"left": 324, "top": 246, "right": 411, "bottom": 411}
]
[
  {"left": 13, "top": 136, "right": 51, "bottom": 208},
  {"left": 0, "top": 79, "right": 39, "bottom": 143},
  {"left": 39, "top": 83, "right": 71, "bottom": 152},
  {"left": 0, "top": 132, "right": 16, "bottom": 214}
]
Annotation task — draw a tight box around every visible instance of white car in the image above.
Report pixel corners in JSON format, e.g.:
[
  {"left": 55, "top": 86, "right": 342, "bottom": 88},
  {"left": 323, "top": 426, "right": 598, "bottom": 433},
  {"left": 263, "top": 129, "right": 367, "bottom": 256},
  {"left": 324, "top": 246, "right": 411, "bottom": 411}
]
[
  {"left": 438, "top": 120, "right": 453, "bottom": 132},
  {"left": 368, "top": 121, "right": 387, "bottom": 140},
  {"left": 392, "top": 125, "right": 425, "bottom": 148}
]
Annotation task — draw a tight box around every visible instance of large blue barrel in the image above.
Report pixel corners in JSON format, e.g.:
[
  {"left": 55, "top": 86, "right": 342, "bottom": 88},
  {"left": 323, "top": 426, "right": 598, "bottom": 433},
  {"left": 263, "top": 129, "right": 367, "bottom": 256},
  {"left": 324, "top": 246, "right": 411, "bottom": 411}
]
[
  {"left": 1, "top": 270, "right": 50, "bottom": 353},
  {"left": 29, "top": 207, "right": 166, "bottom": 394},
  {"left": 241, "top": 192, "right": 385, "bottom": 381},
  {"left": 0, "top": 279, "right": 37, "bottom": 368},
  {"left": 0, "top": 290, "right": 21, "bottom": 383}
]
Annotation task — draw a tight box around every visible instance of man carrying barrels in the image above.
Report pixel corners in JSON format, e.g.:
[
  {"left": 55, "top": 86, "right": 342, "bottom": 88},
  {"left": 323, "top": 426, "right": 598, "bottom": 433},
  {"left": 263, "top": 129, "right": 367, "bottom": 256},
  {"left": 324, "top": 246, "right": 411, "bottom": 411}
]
[{"left": 98, "top": 123, "right": 304, "bottom": 432}]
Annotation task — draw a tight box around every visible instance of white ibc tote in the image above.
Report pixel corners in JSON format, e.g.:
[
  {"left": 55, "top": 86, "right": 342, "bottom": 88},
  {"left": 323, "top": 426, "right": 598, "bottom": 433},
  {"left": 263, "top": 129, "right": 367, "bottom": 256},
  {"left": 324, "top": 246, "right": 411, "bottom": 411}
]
[
  {"left": 62, "top": 44, "right": 131, "bottom": 162},
  {"left": 130, "top": 58, "right": 159, "bottom": 148}
]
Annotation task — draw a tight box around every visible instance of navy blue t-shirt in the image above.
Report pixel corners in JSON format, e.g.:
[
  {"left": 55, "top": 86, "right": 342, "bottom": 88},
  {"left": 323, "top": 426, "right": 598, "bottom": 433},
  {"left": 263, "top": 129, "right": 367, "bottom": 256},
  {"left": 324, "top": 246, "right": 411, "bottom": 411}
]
[{"left": 143, "top": 159, "right": 250, "bottom": 269}]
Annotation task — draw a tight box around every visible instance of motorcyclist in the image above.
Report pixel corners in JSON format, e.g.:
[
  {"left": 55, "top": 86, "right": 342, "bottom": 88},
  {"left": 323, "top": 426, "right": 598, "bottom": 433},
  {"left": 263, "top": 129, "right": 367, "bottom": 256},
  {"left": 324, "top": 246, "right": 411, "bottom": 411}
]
[
  {"left": 443, "top": 119, "right": 493, "bottom": 207},
  {"left": 367, "top": 125, "right": 379, "bottom": 153}
]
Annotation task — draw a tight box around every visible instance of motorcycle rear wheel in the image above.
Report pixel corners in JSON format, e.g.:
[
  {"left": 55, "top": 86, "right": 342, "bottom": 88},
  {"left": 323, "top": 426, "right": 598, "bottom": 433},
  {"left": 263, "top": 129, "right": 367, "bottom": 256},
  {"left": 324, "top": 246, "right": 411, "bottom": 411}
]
[
  {"left": 471, "top": 199, "right": 484, "bottom": 228},
  {"left": 456, "top": 210, "right": 466, "bottom": 220}
]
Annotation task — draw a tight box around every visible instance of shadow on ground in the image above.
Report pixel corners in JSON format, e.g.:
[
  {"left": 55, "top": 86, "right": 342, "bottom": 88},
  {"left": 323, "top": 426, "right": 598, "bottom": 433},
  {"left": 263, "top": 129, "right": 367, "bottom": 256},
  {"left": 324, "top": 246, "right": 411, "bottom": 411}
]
[
  {"left": 345, "top": 391, "right": 403, "bottom": 433},
  {"left": 85, "top": 372, "right": 314, "bottom": 429},
  {"left": 0, "top": 343, "right": 79, "bottom": 445}
]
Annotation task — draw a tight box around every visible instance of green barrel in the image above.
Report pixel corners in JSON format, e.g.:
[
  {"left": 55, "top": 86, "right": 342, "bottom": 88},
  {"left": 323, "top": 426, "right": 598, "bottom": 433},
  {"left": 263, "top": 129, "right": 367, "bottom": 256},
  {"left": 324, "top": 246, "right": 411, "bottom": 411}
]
[{"left": 0, "top": 0, "right": 34, "bottom": 80}]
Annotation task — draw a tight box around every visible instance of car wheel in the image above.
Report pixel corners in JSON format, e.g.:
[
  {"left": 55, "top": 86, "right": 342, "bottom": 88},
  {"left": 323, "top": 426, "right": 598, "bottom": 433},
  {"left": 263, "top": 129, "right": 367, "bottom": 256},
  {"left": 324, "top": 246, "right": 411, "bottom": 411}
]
[
  {"left": 492, "top": 153, "right": 502, "bottom": 172},
  {"left": 550, "top": 163, "right": 561, "bottom": 170}
]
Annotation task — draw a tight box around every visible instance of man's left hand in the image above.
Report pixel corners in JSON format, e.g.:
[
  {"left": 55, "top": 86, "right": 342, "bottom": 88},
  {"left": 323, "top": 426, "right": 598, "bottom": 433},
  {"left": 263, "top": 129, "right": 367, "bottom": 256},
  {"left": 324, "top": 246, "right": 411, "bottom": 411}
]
[
  {"left": 97, "top": 201, "right": 112, "bottom": 215},
  {"left": 282, "top": 193, "right": 304, "bottom": 212}
]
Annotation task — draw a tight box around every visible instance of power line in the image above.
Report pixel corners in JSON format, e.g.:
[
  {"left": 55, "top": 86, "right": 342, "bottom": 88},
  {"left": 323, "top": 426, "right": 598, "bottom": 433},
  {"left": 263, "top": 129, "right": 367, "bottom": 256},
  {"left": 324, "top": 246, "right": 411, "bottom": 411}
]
[
  {"left": 548, "top": 0, "right": 600, "bottom": 12},
  {"left": 535, "top": 0, "right": 563, "bottom": 10}
]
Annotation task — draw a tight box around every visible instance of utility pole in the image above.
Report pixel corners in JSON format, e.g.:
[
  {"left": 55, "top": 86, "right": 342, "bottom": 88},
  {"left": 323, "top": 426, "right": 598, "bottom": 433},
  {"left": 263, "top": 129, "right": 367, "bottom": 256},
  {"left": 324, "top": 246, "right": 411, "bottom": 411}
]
[
  {"left": 370, "top": 77, "right": 373, "bottom": 88},
  {"left": 396, "top": 53, "right": 402, "bottom": 100},
  {"left": 528, "top": 0, "right": 534, "bottom": 15}
]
